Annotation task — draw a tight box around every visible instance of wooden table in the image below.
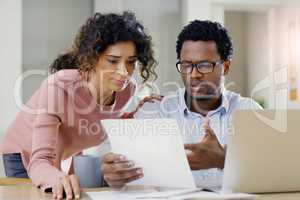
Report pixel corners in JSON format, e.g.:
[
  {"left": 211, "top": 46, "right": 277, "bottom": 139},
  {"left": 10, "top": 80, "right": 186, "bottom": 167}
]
[
  {"left": 0, "top": 178, "right": 106, "bottom": 200},
  {"left": 1, "top": 178, "right": 300, "bottom": 200}
]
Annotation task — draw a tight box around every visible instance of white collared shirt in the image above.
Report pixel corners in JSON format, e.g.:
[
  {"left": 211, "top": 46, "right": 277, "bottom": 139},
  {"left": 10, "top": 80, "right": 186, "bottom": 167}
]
[{"left": 134, "top": 88, "right": 262, "bottom": 188}]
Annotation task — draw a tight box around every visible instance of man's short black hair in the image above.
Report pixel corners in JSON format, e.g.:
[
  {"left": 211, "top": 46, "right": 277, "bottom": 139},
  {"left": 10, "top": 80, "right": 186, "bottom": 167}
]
[{"left": 176, "top": 20, "right": 233, "bottom": 61}]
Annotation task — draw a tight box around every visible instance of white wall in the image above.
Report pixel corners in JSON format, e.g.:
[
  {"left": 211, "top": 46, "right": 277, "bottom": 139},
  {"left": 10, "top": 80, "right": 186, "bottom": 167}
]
[
  {"left": 245, "top": 12, "right": 270, "bottom": 105},
  {"left": 269, "top": 2, "right": 300, "bottom": 109},
  {"left": 182, "top": 0, "right": 212, "bottom": 23},
  {"left": 224, "top": 12, "right": 247, "bottom": 96},
  {"left": 22, "top": 0, "right": 93, "bottom": 102},
  {"left": 94, "top": 0, "right": 123, "bottom": 13},
  {"left": 0, "top": 0, "right": 22, "bottom": 136},
  {"left": 241, "top": 1, "right": 300, "bottom": 109},
  {"left": 181, "top": 0, "right": 281, "bottom": 26}
]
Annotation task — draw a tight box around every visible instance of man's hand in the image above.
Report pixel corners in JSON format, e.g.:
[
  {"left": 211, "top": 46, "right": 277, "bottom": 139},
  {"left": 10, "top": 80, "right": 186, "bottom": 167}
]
[
  {"left": 101, "top": 153, "right": 143, "bottom": 188},
  {"left": 184, "top": 119, "right": 226, "bottom": 170}
]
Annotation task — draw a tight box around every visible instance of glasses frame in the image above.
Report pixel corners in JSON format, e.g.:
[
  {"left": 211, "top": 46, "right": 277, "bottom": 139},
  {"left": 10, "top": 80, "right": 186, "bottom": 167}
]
[{"left": 176, "top": 60, "right": 224, "bottom": 74}]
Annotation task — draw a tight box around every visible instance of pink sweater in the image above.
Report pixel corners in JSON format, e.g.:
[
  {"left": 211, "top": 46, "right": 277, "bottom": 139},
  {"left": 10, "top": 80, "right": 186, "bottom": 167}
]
[{"left": 0, "top": 69, "right": 135, "bottom": 191}]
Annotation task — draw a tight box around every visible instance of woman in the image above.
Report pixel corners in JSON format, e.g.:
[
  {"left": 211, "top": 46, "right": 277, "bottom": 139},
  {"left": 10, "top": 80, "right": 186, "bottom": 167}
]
[{"left": 0, "top": 12, "right": 157, "bottom": 199}]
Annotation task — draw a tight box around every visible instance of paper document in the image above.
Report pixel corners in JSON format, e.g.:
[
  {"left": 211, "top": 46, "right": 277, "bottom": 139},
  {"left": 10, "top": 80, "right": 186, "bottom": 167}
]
[
  {"left": 101, "top": 118, "right": 196, "bottom": 188},
  {"left": 169, "top": 191, "right": 257, "bottom": 200},
  {"left": 86, "top": 189, "right": 257, "bottom": 200},
  {"left": 86, "top": 189, "right": 157, "bottom": 200},
  {"left": 134, "top": 188, "right": 203, "bottom": 199},
  {"left": 86, "top": 188, "right": 198, "bottom": 200}
]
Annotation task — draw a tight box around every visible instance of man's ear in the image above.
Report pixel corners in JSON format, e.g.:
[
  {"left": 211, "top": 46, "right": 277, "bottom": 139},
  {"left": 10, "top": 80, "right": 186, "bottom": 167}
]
[{"left": 223, "top": 60, "right": 231, "bottom": 75}]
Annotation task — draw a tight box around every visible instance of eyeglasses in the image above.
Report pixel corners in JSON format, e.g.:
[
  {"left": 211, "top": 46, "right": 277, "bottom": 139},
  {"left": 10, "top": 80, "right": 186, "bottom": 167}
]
[{"left": 176, "top": 60, "right": 223, "bottom": 74}]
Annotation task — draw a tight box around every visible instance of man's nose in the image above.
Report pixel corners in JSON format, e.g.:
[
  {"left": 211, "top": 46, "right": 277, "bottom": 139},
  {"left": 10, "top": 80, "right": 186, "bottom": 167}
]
[{"left": 190, "top": 66, "right": 202, "bottom": 78}]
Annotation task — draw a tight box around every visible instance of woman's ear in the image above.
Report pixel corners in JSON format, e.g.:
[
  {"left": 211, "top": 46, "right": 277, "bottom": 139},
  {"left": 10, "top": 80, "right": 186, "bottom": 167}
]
[{"left": 223, "top": 60, "right": 231, "bottom": 75}]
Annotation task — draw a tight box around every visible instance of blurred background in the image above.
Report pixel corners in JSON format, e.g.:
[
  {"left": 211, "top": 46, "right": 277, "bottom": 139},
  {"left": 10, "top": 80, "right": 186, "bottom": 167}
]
[{"left": 1, "top": 0, "right": 300, "bottom": 138}]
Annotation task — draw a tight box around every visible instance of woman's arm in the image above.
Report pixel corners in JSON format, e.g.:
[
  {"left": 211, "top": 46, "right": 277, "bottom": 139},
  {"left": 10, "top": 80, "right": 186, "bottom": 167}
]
[
  {"left": 26, "top": 81, "right": 80, "bottom": 199},
  {"left": 27, "top": 113, "right": 65, "bottom": 191}
]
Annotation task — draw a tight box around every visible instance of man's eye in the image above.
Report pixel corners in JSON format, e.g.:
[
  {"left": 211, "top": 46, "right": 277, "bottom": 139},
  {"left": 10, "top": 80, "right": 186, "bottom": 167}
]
[{"left": 199, "top": 62, "right": 213, "bottom": 67}]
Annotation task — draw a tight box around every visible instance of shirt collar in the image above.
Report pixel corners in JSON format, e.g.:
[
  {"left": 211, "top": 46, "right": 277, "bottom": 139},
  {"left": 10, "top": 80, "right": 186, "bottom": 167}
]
[{"left": 178, "top": 87, "right": 229, "bottom": 117}]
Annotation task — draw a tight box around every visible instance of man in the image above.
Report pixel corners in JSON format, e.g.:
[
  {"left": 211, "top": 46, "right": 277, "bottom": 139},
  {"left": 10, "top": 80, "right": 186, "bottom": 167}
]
[{"left": 101, "top": 20, "right": 262, "bottom": 188}]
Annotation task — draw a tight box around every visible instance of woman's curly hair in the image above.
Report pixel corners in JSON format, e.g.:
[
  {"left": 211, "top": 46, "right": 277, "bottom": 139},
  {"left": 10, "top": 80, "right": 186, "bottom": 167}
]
[{"left": 50, "top": 11, "right": 157, "bottom": 83}]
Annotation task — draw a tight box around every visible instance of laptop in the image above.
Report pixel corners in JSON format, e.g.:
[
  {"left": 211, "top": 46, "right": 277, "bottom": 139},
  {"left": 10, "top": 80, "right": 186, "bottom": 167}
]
[{"left": 222, "top": 110, "right": 300, "bottom": 194}]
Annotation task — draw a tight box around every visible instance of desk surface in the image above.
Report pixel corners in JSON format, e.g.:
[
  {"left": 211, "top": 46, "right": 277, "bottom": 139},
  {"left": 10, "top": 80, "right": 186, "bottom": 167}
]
[
  {"left": 1, "top": 178, "right": 300, "bottom": 200},
  {"left": 0, "top": 178, "right": 108, "bottom": 200}
]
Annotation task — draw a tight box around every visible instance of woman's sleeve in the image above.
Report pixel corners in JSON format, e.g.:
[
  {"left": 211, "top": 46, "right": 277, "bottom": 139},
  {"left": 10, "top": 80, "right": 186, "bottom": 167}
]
[{"left": 27, "top": 80, "right": 67, "bottom": 192}]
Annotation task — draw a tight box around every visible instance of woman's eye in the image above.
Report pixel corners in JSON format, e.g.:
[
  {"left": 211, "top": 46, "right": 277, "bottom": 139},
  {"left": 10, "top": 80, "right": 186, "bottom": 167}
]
[
  {"left": 108, "top": 60, "right": 118, "bottom": 64},
  {"left": 128, "top": 60, "right": 138, "bottom": 67},
  {"left": 128, "top": 60, "right": 137, "bottom": 65}
]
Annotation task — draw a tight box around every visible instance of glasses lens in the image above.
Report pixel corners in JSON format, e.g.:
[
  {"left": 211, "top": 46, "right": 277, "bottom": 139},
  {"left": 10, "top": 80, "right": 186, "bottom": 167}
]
[
  {"left": 196, "top": 62, "right": 214, "bottom": 73},
  {"left": 178, "top": 62, "right": 192, "bottom": 74}
]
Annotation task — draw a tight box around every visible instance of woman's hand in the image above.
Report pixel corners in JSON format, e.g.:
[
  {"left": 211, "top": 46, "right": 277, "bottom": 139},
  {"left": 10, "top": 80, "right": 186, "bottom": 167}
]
[
  {"left": 101, "top": 153, "right": 143, "bottom": 188},
  {"left": 122, "top": 94, "right": 163, "bottom": 118},
  {"left": 52, "top": 174, "right": 80, "bottom": 200}
]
